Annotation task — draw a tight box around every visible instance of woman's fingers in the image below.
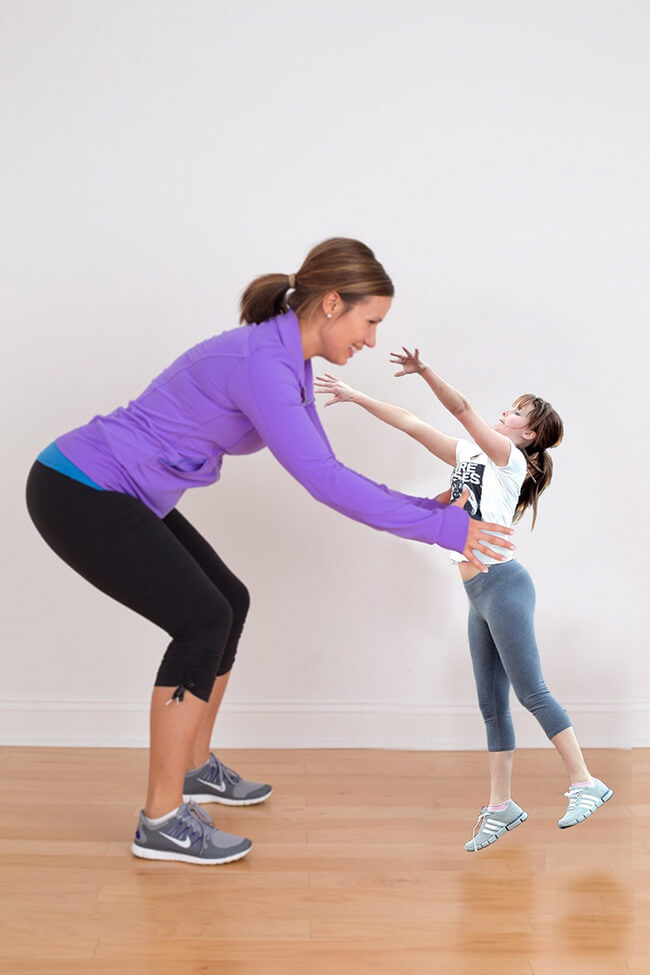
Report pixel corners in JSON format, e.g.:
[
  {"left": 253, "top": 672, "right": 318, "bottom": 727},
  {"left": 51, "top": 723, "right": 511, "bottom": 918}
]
[
  {"left": 463, "top": 540, "right": 493, "bottom": 571},
  {"left": 480, "top": 523, "right": 516, "bottom": 546},
  {"left": 456, "top": 494, "right": 510, "bottom": 547},
  {"left": 465, "top": 550, "right": 487, "bottom": 572},
  {"left": 473, "top": 544, "right": 506, "bottom": 561},
  {"left": 463, "top": 519, "right": 516, "bottom": 569},
  {"left": 473, "top": 538, "right": 514, "bottom": 558},
  {"left": 462, "top": 525, "right": 487, "bottom": 568},
  {"left": 469, "top": 532, "right": 515, "bottom": 555}
]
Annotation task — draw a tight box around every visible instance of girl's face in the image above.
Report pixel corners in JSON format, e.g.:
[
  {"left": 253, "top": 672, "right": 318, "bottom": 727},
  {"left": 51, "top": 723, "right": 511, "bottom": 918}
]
[
  {"left": 319, "top": 295, "right": 392, "bottom": 366},
  {"left": 494, "top": 403, "right": 537, "bottom": 448}
]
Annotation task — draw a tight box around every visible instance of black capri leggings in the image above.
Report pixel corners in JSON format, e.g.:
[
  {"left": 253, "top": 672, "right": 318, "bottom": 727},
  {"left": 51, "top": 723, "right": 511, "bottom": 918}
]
[{"left": 26, "top": 461, "right": 250, "bottom": 702}]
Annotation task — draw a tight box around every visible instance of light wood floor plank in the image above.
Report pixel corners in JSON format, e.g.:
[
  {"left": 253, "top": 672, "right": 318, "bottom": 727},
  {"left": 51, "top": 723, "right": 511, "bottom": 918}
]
[{"left": 0, "top": 746, "right": 643, "bottom": 973}]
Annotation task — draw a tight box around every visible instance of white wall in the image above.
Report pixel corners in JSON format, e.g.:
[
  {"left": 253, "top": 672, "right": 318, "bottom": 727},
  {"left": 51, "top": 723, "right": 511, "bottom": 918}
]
[{"left": 2, "top": 1, "right": 648, "bottom": 747}]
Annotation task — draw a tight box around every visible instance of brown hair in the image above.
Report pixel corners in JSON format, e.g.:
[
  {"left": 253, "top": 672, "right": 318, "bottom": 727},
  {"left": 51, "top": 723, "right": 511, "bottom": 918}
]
[
  {"left": 239, "top": 237, "right": 394, "bottom": 325},
  {"left": 513, "top": 394, "right": 564, "bottom": 529}
]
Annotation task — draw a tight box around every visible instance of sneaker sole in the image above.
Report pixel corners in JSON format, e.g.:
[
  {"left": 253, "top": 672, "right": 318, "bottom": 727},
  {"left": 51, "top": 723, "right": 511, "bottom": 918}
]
[
  {"left": 130, "top": 841, "right": 252, "bottom": 865},
  {"left": 557, "top": 788, "right": 613, "bottom": 829},
  {"left": 465, "top": 811, "right": 528, "bottom": 852},
  {"left": 182, "top": 788, "right": 272, "bottom": 806}
]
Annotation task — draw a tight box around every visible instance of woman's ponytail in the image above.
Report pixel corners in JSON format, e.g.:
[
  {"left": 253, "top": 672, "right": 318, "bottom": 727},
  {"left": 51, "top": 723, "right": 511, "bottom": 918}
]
[
  {"left": 239, "top": 237, "right": 393, "bottom": 325},
  {"left": 239, "top": 274, "right": 293, "bottom": 326}
]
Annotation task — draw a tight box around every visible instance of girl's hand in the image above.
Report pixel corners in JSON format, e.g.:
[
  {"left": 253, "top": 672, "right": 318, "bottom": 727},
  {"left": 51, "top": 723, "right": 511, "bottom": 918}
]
[
  {"left": 434, "top": 487, "right": 452, "bottom": 504},
  {"left": 390, "top": 346, "right": 426, "bottom": 376},
  {"left": 314, "top": 373, "right": 358, "bottom": 406},
  {"left": 451, "top": 487, "right": 515, "bottom": 572}
]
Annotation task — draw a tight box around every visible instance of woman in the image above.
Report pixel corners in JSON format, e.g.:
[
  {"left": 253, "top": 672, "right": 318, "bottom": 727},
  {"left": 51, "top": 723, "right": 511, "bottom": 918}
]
[
  {"left": 315, "top": 347, "right": 613, "bottom": 853},
  {"left": 26, "top": 239, "right": 515, "bottom": 866}
]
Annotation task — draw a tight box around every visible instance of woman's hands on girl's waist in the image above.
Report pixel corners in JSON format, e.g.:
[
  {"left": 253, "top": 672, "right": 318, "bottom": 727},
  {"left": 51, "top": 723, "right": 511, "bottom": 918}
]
[{"left": 441, "top": 487, "right": 516, "bottom": 573}]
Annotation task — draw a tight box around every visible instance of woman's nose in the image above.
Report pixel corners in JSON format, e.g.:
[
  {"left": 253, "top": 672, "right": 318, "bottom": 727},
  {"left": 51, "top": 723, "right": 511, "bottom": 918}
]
[{"left": 365, "top": 326, "right": 377, "bottom": 348}]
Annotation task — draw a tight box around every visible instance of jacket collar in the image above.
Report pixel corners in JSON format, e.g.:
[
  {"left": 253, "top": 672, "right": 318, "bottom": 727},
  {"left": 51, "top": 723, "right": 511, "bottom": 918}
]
[{"left": 274, "top": 308, "right": 308, "bottom": 392}]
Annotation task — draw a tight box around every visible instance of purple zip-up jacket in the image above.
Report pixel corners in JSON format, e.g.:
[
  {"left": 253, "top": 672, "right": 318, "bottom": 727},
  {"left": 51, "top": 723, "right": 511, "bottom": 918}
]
[{"left": 56, "top": 310, "right": 469, "bottom": 551}]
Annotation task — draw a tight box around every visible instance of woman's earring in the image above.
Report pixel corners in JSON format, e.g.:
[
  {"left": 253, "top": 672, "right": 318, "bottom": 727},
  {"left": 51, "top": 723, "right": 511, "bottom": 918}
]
[{"left": 326, "top": 313, "right": 332, "bottom": 319}]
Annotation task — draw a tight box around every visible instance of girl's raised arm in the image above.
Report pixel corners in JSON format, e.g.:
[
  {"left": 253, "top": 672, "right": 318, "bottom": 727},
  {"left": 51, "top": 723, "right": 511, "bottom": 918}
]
[
  {"left": 391, "top": 348, "right": 514, "bottom": 468},
  {"left": 314, "top": 373, "right": 458, "bottom": 466}
]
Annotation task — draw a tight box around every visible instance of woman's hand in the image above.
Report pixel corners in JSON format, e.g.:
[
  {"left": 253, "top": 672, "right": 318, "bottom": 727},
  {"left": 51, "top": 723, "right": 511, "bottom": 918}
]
[
  {"left": 390, "top": 346, "right": 426, "bottom": 376},
  {"left": 452, "top": 487, "right": 515, "bottom": 572},
  {"left": 314, "top": 374, "right": 359, "bottom": 406}
]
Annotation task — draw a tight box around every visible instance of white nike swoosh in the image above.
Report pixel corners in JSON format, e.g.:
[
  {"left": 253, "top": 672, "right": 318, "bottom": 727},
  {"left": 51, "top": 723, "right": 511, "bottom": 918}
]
[
  {"left": 162, "top": 833, "right": 192, "bottom": 849},
  {"left": 198, "top": 776, "right": 227, "bottom": 793}
]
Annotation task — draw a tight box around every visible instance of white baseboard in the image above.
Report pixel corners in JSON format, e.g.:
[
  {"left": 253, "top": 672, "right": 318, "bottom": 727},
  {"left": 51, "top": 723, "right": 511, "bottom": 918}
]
[{"left": 0, "top": 699, "right": 645, "bottom": 748}]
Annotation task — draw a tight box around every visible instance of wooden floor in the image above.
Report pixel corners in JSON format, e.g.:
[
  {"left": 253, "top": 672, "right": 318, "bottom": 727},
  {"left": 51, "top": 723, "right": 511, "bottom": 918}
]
[{"left": 0, "top": 747, "right": 646, "bottom": 974}]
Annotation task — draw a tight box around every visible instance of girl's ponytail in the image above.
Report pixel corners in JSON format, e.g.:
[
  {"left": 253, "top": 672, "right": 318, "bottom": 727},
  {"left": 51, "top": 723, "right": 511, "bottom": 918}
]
[
  {"left": 515, "top": 446, "right": 554, "bottom": 529},
  {"left": 512, "top": 396, "right": 564, "bottom": 529}
]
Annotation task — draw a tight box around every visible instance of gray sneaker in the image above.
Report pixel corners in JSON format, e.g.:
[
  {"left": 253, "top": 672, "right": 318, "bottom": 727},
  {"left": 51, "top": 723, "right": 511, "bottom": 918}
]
[
  {"left": 131, "top": 800, "right": 252, "bottom": 864},
  {"left": 183, "top": 753, "right": 272, "bottom": 806},
  {"left": 464, "top": 800, "right": 528, "bottom": 852},
  {"left": 557, "top": 778, "right": 613, "bottom": 828}
]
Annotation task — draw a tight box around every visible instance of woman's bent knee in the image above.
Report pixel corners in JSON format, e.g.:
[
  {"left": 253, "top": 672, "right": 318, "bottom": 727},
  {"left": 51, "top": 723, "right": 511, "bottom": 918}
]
[{"left": 155, "top": 598, "right": 235, "bottom": 702}]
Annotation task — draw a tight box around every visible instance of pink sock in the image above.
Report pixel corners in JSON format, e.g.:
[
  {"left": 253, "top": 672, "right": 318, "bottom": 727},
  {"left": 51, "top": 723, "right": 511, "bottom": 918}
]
[
  {"left": 571, "top": 779, "right": 594, "bottom": 788},
  {"left": 487, "top": 799, "right": 510, "bottom": 812}
]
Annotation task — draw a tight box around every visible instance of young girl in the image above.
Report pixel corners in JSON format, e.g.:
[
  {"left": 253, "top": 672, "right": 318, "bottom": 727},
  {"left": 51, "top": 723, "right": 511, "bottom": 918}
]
[{"left": 314, "top": 349, "right": 613, "bottom": 852}]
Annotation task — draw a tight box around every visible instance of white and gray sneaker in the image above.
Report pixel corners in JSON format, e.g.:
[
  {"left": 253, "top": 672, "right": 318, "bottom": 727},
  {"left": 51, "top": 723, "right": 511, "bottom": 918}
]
[
  {"left": 183, "top": 753, "right": 272, "bottom": 806},
  {"left": 131, "top": 800, "right": 252, "bottom": 864},
  {"left": 464, "top": 800, "right": 528, "bottom": 852},
  {"left": 557, "top": 778, "right": 613, "bottom": 828}
]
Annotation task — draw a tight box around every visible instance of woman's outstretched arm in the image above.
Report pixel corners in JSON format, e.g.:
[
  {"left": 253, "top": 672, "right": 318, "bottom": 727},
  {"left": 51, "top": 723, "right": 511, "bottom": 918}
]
[
  {"left": 228, "top": 348, "right": 514, "bottom": 568},
  {"left": 314, "top": 373, "right": 458, "bottom": 466},
  {"left": 391, "top": 347, "right": 514, "bottom": 468}
]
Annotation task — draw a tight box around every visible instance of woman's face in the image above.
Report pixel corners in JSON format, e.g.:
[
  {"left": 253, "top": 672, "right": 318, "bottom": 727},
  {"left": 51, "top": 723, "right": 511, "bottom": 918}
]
[
  {"left": 494, "top": 403, "right": 536, "bottom": 447},
  {"left": 320, "top": 295, "right": 392, "bottom": 366}
]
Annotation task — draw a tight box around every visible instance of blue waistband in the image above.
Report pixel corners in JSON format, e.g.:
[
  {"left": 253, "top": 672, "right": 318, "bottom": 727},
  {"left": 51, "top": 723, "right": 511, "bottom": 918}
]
[{"left": 37, "top": 442, "right": 104, "bottom": 491}]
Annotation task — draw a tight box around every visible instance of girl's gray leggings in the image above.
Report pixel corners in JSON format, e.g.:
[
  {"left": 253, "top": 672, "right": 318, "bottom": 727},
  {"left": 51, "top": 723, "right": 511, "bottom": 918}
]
[{"left": 463, "top": 560, "right": 572, "bottom": 752}]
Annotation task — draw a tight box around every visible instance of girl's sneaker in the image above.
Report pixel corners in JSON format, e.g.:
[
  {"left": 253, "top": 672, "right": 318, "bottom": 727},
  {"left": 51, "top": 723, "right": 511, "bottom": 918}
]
[
  {"left": 464, "top": 800, "right": 528, "bottom": 852},
  {"left": 183, "top": 753, "right": 272, "bottom": 806},
  {"left": 557, "top": 778, "right": 613, "bottom": 828},
  {"left": 131, "top": 800, "right": 252, "bottom": 864}
]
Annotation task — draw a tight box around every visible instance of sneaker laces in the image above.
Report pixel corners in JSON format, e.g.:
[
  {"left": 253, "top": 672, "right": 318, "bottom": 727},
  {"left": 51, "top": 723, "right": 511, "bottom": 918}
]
[
  {"left": 470, "top": 807, "right": 488, "bottom": 850},
  {"left": 174, "top": 801, "right": 218, "bottom": 856},
  {"left": 563, "top": 787, "right": 583, "bottom": 810},
  {"left": 203, "top": 753, "right": 241, "bottom": 789}
]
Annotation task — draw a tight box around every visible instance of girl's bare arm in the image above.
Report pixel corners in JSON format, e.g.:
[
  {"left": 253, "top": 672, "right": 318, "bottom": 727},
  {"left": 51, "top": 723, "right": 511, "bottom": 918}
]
[
  {"left": 391, "top": 348, "right": 514, "bottom": 468},
  {"left": 314, "top": 373, "right": 458, "bottom": 466}
]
